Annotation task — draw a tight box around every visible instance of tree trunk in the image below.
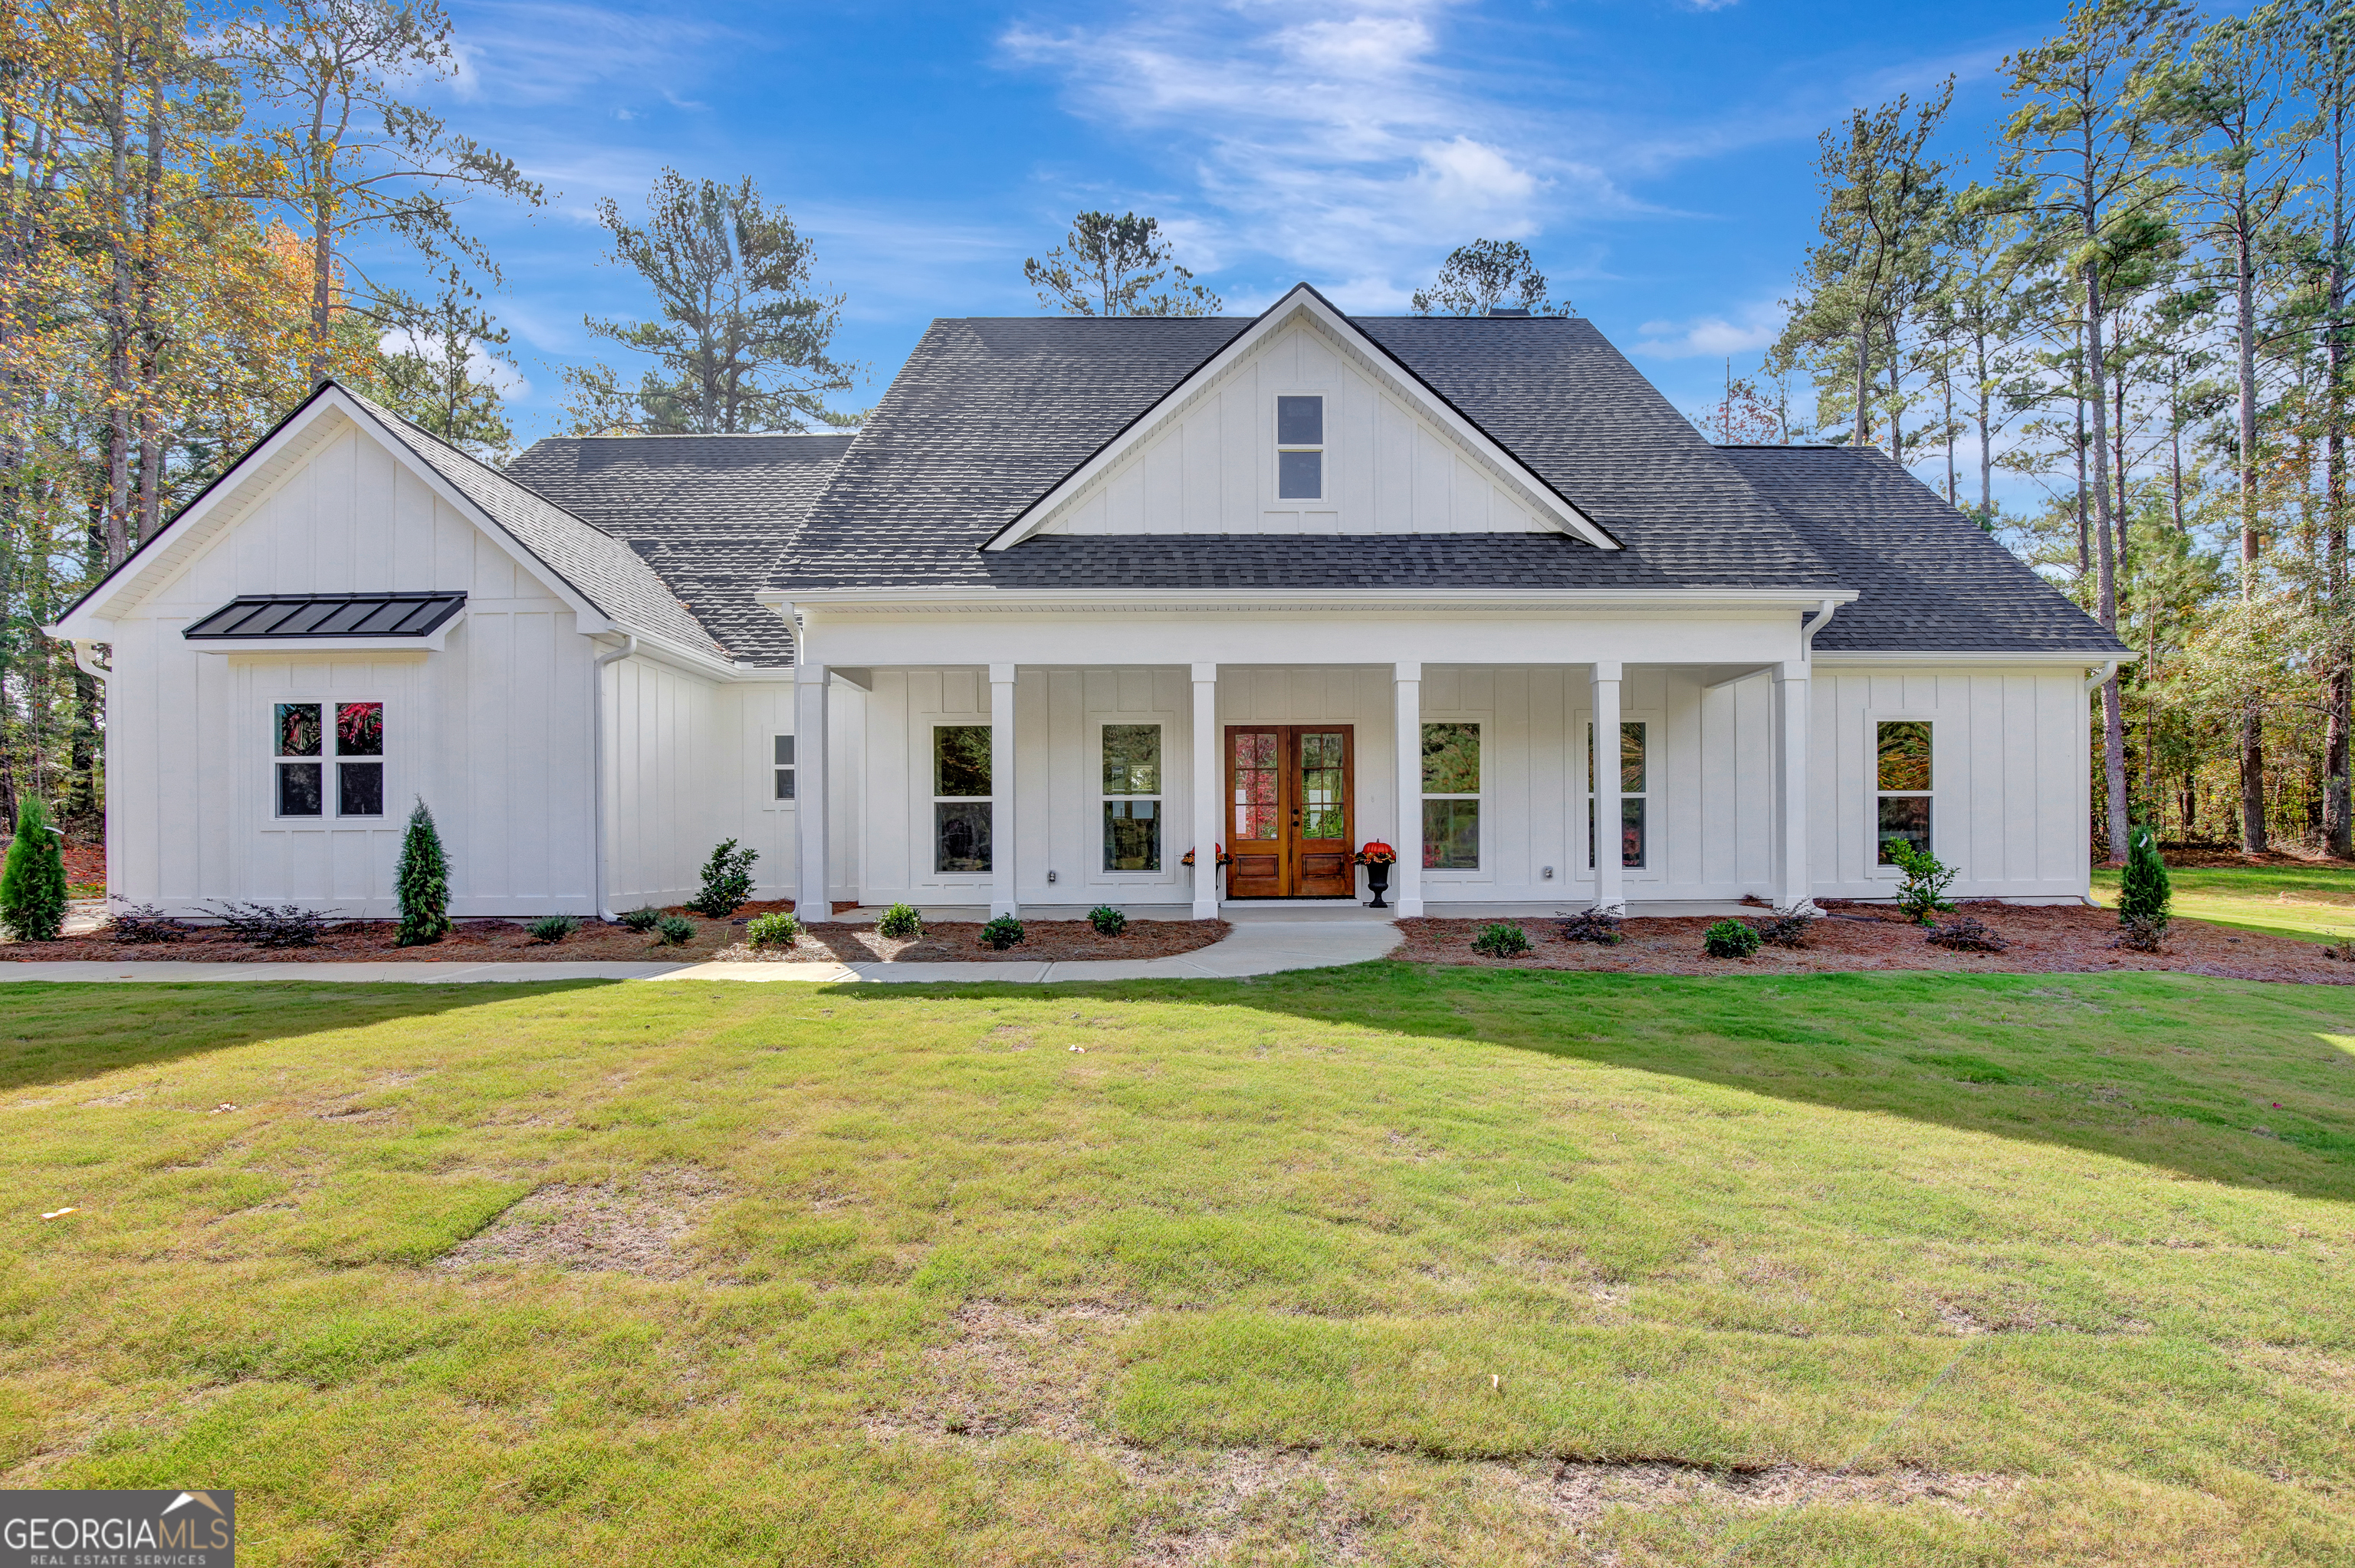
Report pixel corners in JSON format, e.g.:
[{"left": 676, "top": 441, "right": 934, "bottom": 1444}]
[
  {"left": 2326, "top": 85, "right": 2353, "bottom": 857},
  {"left": 1975, "top": 326, "right": 1993, "bottom": 519},
  {"left": 2084, "top": 254, "right": 2128, "bottom": 867},
  {"left": 2235, "top": 201, "right": 2268, "bottom": 854},
  {"left": 1854, "top": 313, "right": 1871, "bottom": 449}
]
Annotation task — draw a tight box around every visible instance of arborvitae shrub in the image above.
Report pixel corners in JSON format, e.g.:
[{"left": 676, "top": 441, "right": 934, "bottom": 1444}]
[
  {"left": 2118, "top": 821, "right": 2172, "bottom": 930},
  {"left": 394, "top": 799, "right": 452, "bottom": 947},
  {"left": 0, "top": 795, "right": 67, "bottom": 943}
]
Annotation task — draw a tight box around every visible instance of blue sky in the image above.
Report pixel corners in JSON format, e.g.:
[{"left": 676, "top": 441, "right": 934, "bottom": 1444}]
[{"left": 417, "top": 0, "right": 2074, "bottom": 477}]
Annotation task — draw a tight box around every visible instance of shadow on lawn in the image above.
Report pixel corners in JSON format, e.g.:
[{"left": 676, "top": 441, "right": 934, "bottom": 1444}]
[
  {"left": 0, "top": 978, "right": 620, "bottom": 1094},
  {"left": 833, "top": 961, "right": 2355, "bottom": 1203}
]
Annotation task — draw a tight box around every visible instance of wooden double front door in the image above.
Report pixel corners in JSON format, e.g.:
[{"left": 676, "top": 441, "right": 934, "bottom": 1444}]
[{"left": 1227, "top": 725, "right": 1355, "bottom": 898}]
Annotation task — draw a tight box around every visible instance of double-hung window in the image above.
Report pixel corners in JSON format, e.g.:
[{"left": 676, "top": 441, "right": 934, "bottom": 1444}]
[
  {"left": 1276, "top": 395, "right": 1324, "bottom": 500},
  {"left": 1587, "top": 720, "right": 1648, "bottom": 870},
  {"left": 1102, "top": 724, "right": 1161, "bottom": 871},
  {"left": 1421, "top": 723, "right": 1480, "bottom": 869},
  {"left": 1876, "top": 720, "right": 1933, "bottom": 864},
  {"left": 773, "top": 735, "right": 796, "bottom": 801},
  {"left": 274, "top": 701, "right": 383, "bottom": 818},
  {"left": 933, "top": 723, "right": 992, "bottom": 874}
]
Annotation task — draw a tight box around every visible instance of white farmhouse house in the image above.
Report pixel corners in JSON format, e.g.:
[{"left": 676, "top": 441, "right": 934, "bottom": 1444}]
[{"left": 50, "top": 284, "right": 2127, "bottom": 925}]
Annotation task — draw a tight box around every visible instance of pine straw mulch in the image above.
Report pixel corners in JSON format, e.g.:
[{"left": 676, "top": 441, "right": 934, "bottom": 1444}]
[
  {"left": 2135, "top": 842, "right": 2355, "bottom": 870},
  {"left": 0, "top": 898, "right": 1231, "bottom": 965},
  {"left": 1396, "top": 900, "right": 2355, "bottom": 985}
]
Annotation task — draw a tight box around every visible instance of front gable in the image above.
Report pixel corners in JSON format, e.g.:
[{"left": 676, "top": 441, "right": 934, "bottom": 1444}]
[{"left": 987, "top": 285, "right": 1618, "bottom": 552}]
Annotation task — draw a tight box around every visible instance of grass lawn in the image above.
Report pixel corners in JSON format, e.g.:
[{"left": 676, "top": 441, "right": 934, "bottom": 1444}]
[
  {"left": 3, "top": 966, "right": 2352, "bottom": 1565},
  {"left": 2093, "top": 861, "right": 2355, "bottom": 945}
]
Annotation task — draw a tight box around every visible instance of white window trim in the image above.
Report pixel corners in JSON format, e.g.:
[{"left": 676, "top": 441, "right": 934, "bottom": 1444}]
[
  {"left": 1273, "top": 389, "right": 1329, "bottom": 504},
  {"left": 263, "top": 695, "right": 391, "bottom": 832},
  {"left": 1578, "top": 709, "right": 1662, "bottom": 882},
  {"left": 927, "top": 720, "right": 994, "bottom": 884},
  {"left": 1092, "top": 715, "right": 1177, "bottom": 884},
  {"left": 1417, "top": 713, "right": 1490, "bottom": 882},
  {"left": 764, "top": 731, "right": 798, "bottom": 812},
  {"left": 1869, "top": 713, "right": 1936, "bottom": 879}
]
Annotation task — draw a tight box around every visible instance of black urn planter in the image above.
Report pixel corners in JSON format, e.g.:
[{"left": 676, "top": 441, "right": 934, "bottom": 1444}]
[{"left": 1365, "top": 862, "right": 1391, "bottom": 909}]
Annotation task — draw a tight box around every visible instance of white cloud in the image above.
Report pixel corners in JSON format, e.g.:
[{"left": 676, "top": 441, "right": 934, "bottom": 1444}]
[
  {"left": 379, "top": 328, "right": 532, "bottom": 397},
  {"left": 1632, "top": 300, "right": 1784, "bottom": 359},
  {"left": 435, "top": 2, "right": 745, "bottom": 109}
]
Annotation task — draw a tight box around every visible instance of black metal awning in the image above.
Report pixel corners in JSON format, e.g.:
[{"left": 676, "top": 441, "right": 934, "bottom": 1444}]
[{"left": 183, "top": 592, "right": 468, "bottom": 640}]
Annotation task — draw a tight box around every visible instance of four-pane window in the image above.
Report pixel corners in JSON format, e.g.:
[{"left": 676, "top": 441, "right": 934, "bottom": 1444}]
[
  {"left": 934, "top": 723, "right": 992, "bottom": 874},
  {"left": 1421, "top": 722, "right": 1480, "bottom": 869},
  {"left": 1276, "top": 395, "right": 1324, "bottom": 500},
  {"left": 274, "top": 700, "right": 383, "bottom": 818},
  {"left": 1877, "top": 720, "right": 1933, "bottom": 864},
  {"left": 1101, "top": 724, "right": 1161, "bottom": 871}
]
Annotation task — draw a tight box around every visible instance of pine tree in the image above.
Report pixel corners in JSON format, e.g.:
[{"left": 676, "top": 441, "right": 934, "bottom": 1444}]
[
  {"left": 0, "top": 796, "right": 68, "bottom": 943},
  {"left": 394, "top": 797, "right": 452, "bottom": 946},
  {"left": 2118, "top": 817, "right": 2173, "bottom": 927}
]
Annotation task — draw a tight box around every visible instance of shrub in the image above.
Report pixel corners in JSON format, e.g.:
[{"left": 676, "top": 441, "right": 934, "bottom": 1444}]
[
  {"left": 654, "top": 914, "right": 695, "bottom": 946},
  {"left": 688, "top": 838, "right": 760, "bottom": 917},
  {"left": 527, "top": 914, "right": 580, "bottom": 944},
  {"left": 2112, "top": 915, "right": 2168, "bottom": 954},
  {"left": 979, "top": 915, "right": 1025, "bottom": 950},
  {"left": 206, "top": 901, "right": 333, "bottom": 948},
  {"left": 747, "top": 911, "right": 801, "bottom": 948},
  {"left": 393, "top": 799, "right": 452, "bottom": 947},
  {"left": 876, "top": 902, "right": 923, "bottom": 939},
  {"left": 1752, "top": 914, "right": 1813, "bottom": 948},
  {"left": 1703, "top": 919, "right": 1762, "bottom": 959},
  {"left": 110, "top": 903, "right": 190, "bottom": 943},
  {"left": 1929, "top": 916, "right": 2011, "bottom": 953},
  {"left": 0, "top": 795, "right": 67, "bottom": 942},
  {"left": 618, "top": 906, "right": 662, "bottom": 933},
  {"left": 1472, "top": 922, "right": 1530, "bottom": 957},
  {"left": 2118, "top": 820, "right": 2171, "bottom": 938},
  {"left": 1886, "top": 842, "right": 1959, "bottom": 925},
  {"left": 1558, "top": 908, "right": 1624, "bottom": 945},
  {"left": 1088, "top": 905, "right": 1127, "bottom": 936}
]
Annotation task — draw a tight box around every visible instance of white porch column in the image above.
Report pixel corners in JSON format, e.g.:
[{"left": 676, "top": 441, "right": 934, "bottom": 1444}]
[
  {"left": 1191, "top": 663, "right": 1220, "bottom": 919},
  {"left": 1773, "top": 659, "right": 1821, "bottom": 915},
  {"left": 1394, "top": 662, "right": 1423, "bottom": 917},
  {"left": 794, "top": 662, "right": 831, "bottom": 922},
  {"left": 1591, "top": 661, "right": 1625, "bottom": 916},
  {"left": 990, "top": 663, "right": 1017, "bottom": 919}
]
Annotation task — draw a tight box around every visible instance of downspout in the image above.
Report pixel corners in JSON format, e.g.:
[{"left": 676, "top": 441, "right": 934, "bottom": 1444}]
[
  {"left": 1799, "top": 598, "right": 1839, "bottom": 662},
  {"left": 2084, "top": 659, "right": 2117, "bottom": 693},
  {"left": 70, "top": 641, "right": 110, "bottom": 686},
  {"left": 590, "top": 634, "right": 637, "bottom": 921}
]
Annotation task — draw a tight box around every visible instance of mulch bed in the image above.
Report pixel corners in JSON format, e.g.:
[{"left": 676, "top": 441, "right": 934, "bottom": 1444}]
[
  {"left": 2137, "top": 843, "right": 2355, "bottom": 870},
  {"left": 0, "top": 898, "right": 1230, "bottom": 965},
  {"left": 1397, "top": 900, "right": 2355, "bottom": 985}
]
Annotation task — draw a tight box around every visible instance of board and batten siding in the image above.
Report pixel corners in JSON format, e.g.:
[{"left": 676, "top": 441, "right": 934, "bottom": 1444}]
[
  {"left": 1030, "top": 321, "right": 1556, "bottom": 537},
  {"left": 103, "top": 415, "right": 598, "bottom": 916}
]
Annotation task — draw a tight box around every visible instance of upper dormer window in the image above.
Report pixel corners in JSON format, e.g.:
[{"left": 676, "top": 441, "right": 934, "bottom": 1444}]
[{"left": 1276, "top": 395, "right": 1324, "bottom": 500}]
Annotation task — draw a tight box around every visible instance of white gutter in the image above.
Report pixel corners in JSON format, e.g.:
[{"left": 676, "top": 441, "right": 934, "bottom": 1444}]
[
  {"left": 590, "top": 634, "right": 637, "bottom": 921},
  {"left": 1799, "top": 598, "right": 1839, "bottom": 661},
  {"left": 2084, "top": 659, "right": 2118, "bottom": 693},
  {"left": 69, "top": 640, "right": 110, "bottom": 687}
]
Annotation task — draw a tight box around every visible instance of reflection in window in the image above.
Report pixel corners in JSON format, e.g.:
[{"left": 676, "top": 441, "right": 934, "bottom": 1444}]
[
  {"left": 335, "top": 702, "right": 383, "bottom": 817},
  {"left": 1587, "top": 720, "right": 1647, "bottom": 870},
  {"left": 1877, "top": 720, "right": 1933, "bottom": 864},
  {"left": 275, "top": 702, "right": 323, "bottom": 818},
  {"left": 1231, "top": 730, "right": 1279, "bottom": 842},
  {"left": 1276, "top": 394, "right": 1324, "bottom": 500},
  {"left": 934, "top": 724, "right": 993, "bottom": 873},
  {"left": 275, "top": 701, "right": 382, "bottom": 818},
  {"left": 1298, "top": 730, "right": 1346, "bottom": 840},
  {"left": 1102, "top": 724, "right": 1161, "bottom": 871},
  {"left": 1421, "top": 722, "right": 1480, "bottom": 868}
]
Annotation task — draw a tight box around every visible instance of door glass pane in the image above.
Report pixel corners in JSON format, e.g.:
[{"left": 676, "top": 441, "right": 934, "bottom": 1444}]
[
  {"left": 276, "top": 702, "right": 321, "bottom": 757},
  {"left": 1878, "top": 796, "right": 1930, "bottom": 864},
  {"left": 1299, "top": 731, "right": 1345, "bottom": 840},
  {"left": 1104, "top": 799, "right": 1161, "bottom": 871},
  {"left": 336, "top": 701, "right": 383, "bottom": 756},
  {"left": 278, "top": 762, "right": 322, "bottom": 817},
  {"left": 934, "top": 725, "right": 991, "bottom": 797},
  {"left": 936, "top": 801, "right": 992, "bottom": 872},
  {"left": 1621, "top": 722, "right": 1645, "bottom": 793},
  {"left": 1102, "top": 725, "right": 1160, "bottom": 793},
  {"left": 338, "top": 761, "right": 384, "bottom": 817},
  {"left": 1877, "top": 721, "right": 1931, "bottom": 791},
  {"left": 1232, "top": 732, "right": 1279, "bottom": 840},
  {"left": 1421, "top": 723, "right": 1479, "bottom": 792},
  {"left": 1621, "top": 797, "right": 1646, "bottom": 868},
  {"left": 1422, "top": 799, "right": 1479, "bottom": 868}
]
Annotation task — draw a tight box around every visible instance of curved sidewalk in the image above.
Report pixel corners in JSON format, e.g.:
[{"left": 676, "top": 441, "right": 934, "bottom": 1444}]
[{"left": 0, "top": 919, "right": 1401, "bottom": 986}]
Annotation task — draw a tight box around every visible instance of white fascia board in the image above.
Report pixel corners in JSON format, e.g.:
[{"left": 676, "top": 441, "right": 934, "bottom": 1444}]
[
  {"left": 1814, "top": 649, "right": 2140, "bottom": 667},
  {"left": 764, "top": 586, "right": 1858, "bottom": 615},
  {"left": 981, "top": 282, "right": 1618, "bottom": 553}
]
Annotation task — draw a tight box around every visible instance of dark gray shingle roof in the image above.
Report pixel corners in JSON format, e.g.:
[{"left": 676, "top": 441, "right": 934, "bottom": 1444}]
[
  {"left": 1719, "top": 445, "right": 2130, "bottom": 655},
  {"left": 505, "top": 433, "right": 855, "bottom": 665}
]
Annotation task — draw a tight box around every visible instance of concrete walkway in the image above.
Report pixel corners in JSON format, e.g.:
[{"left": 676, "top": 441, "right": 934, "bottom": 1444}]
[{"left": 0, "top": 918, "right": 1401, "bottom": 986}]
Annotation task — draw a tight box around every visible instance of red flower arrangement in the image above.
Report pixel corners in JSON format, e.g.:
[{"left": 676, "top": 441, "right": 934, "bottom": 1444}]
[
  {"left": 1181, "top": 845, "right": 1232, "bottom": 868},
  {"left": 1354, "top": 841, "right": 1398, "bottom": 867}
]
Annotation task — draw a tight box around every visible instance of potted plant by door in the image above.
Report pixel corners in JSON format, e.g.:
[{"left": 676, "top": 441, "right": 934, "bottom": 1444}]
[{"left": 1355, "top": 841, "right": 1398, "bottom": 908}]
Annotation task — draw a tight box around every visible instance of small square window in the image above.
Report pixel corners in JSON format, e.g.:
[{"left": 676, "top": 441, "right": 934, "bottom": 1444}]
[
  {"left": 338, "top": 760, "right": 383, "bottom": 817},
  {"left": 278, "top": 763, "right": 323, "bottom": 818}
]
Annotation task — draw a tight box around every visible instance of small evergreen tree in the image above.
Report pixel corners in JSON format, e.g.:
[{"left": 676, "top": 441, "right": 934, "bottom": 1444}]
[
  {"left": 2118, "top": 818, "right": 2172, "bottom": 930},
  {"left": 0, "top": 795, "right": 68, "bottom": 942},
  {"left": 394, "top": 798, "right": 452, "bottom": 946},
  {"left": 688, "top": 838, "right": 759, "bottom": 917}
]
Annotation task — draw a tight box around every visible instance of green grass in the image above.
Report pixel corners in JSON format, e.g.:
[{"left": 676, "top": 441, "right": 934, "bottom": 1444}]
[
  {"left": 2093, "top": 861, "right": 2355, "bottom": 945},
  {"left": 2, "top": 966, "right": 2352, "bottom": 1565}
]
